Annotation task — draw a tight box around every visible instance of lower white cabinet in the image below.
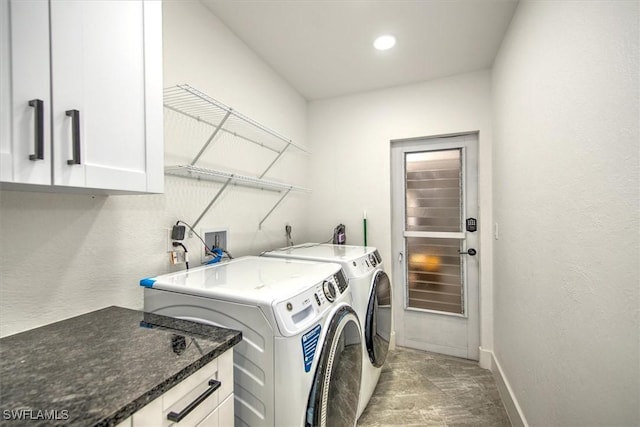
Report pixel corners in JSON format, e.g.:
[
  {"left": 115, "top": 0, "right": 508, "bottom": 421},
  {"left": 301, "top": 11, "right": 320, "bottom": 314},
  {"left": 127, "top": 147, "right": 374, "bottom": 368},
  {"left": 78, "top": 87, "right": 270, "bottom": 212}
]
[{"left": 124, "top": 349, "right": 234, "bottom": 427}]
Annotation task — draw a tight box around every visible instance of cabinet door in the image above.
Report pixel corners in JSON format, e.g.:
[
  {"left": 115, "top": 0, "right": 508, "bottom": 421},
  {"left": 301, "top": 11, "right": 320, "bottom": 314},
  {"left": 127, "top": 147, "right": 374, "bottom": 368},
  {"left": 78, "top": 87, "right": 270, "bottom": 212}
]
[
  {"left": 1, "top": 0, "right": 52, "bottom": 185},
  {"left": 50, "top": 0, "right": 163, "bottom": 193},
  {"left": 195, "top": 394, "right": 234, "bottom": 427},
  {"left": 217, "top": 393, "right": 235, "bottom": 427}
]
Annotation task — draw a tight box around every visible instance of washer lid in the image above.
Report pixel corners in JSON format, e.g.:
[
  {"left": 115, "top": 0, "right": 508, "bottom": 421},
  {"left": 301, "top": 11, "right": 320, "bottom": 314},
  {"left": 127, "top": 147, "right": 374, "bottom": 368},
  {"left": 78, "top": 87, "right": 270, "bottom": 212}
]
[{"left": 145, "top": 256, "right": 341, "bottom": 305}]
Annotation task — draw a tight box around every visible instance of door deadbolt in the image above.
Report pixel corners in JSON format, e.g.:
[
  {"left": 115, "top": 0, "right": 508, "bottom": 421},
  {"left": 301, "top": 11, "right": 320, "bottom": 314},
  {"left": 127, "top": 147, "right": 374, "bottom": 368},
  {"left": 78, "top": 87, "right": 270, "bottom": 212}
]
[
  {"left": 466, "top": 217, "right": 477, "bottom": 232},
  {"left": 459, "top": 248, "right": 477, "bottom": 256}
]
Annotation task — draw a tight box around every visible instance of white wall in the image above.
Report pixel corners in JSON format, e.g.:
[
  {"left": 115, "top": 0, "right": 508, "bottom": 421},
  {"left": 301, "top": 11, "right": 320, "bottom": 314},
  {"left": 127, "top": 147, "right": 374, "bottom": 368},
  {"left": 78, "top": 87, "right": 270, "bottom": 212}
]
[
  {"left": 0, "top": 0, "right": 309, "bottom": 337},
  {"left": 492, "top": 1, "right": 639, "bottom": 426},
  {"left": 307, "top": 70, "right": 495, "bottom": 359},
  {"left": 161, "top": 0, "right": 310, "bottom": 252}
]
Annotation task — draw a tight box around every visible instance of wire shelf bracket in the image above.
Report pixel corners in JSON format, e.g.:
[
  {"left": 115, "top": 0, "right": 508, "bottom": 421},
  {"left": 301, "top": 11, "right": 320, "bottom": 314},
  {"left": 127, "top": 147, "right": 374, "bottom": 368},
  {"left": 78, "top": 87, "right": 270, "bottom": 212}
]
[{"left": 165, "top": 164, "right": 310, "bottom": 230}]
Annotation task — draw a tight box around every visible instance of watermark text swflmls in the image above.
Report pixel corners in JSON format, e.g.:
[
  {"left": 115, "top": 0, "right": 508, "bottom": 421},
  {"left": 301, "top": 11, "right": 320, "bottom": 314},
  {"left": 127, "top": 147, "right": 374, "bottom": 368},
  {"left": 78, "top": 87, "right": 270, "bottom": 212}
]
[{"left": 2, "top": 409, "right": 69, "bottom": 421}]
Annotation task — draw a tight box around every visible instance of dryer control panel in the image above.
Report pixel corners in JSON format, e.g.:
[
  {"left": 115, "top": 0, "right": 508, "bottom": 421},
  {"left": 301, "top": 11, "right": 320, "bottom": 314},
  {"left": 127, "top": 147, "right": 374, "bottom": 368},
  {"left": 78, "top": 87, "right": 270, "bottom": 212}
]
[
  {"left": 347, "top": 252, "right": 383, "bottom": 277},
  {"left": 273, "top": 271, "right": 349, "bottom": 337}
]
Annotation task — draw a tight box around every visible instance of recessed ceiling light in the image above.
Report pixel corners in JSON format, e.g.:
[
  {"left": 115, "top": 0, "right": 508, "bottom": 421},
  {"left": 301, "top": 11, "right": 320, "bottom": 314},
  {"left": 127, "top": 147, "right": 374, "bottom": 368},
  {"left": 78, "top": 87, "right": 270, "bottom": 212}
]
[{"left": 374, "top": 35, "right": 396, "bottom": 51}]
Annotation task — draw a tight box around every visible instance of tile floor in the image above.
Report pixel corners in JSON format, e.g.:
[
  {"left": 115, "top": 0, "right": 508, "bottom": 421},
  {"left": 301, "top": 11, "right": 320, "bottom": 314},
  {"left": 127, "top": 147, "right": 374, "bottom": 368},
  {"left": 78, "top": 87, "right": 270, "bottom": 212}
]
[{"left": 357, "top": 347, "right": 512, "bottom": 427}]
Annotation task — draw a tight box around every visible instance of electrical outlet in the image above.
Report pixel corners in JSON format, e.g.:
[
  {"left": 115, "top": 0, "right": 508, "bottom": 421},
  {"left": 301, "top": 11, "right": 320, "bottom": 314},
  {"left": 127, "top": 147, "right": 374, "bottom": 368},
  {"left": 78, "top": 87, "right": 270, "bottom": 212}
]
[{"left": 169, "top": 251, "right": 186, "bottom": 265}]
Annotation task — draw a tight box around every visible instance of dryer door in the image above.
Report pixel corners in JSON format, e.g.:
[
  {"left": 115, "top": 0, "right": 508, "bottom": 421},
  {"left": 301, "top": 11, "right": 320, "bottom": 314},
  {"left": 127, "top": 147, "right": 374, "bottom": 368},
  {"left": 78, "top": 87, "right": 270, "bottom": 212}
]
[
  {"left": 306, "top": 306, "right": 362, "bottom": 427},
  {"left": 365, "top": 270, "right": 392, "bottom": 367}
]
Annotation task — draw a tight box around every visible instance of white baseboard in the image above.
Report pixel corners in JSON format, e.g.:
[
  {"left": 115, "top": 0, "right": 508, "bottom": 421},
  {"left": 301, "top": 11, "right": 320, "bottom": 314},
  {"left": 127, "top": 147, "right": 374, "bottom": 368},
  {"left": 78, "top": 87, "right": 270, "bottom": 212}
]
[
  {"left": 478, "top": 346, "right": 493, "bottom": 370},
  {"left": 486, "top": 350, "right": 529, "bottom": 427},
  {"left": 403, "top": 338, "right": 468, "bottom": 359}
]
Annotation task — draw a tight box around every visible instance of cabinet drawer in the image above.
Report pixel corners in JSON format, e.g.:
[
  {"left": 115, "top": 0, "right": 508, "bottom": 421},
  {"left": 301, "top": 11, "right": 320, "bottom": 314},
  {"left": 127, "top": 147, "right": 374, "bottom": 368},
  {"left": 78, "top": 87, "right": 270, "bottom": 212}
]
[
  {"left": 132, "top": 349, "right": 233, "bottom": 427},
  {"left": 162, "top": 358, "right": 219, "bottom": 411}
]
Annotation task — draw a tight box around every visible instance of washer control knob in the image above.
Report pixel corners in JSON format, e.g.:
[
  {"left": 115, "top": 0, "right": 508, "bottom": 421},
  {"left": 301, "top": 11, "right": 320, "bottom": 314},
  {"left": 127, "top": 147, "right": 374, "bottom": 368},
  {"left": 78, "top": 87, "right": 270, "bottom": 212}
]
[
  {"left": 369, "top": 254, "right": 378, "bottom": 267},
  {"left": 322, "top": 280, "right": 337, "bottom": 303}
]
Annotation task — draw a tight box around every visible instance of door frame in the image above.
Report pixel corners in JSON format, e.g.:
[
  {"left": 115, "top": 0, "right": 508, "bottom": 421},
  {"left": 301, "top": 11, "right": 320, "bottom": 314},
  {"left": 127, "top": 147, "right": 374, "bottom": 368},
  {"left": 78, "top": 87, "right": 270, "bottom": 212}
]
[{"left": 390, "top": 132, "right": 480, "bottom": 360}]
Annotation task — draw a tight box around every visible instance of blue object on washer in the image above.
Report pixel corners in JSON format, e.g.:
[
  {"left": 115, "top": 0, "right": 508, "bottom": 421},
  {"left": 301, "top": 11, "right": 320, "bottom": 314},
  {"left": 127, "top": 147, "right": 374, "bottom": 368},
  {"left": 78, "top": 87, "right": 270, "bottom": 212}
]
[
  {"left": 139, "top": 278, "right": 157, "bottom": 288},
  {"left": 205, "top": 247, "right": 224, "bottom": 264}
]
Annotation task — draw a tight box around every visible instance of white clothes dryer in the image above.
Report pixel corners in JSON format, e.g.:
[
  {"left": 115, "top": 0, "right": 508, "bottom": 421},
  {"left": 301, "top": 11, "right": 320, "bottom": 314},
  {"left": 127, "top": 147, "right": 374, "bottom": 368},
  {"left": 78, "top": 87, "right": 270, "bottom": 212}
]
[
  {"left": 262, "top": 244, "right": 392, "bottom": 418},
  {"left": 142, "top": 256, "right": 363, "bottom": 427}
]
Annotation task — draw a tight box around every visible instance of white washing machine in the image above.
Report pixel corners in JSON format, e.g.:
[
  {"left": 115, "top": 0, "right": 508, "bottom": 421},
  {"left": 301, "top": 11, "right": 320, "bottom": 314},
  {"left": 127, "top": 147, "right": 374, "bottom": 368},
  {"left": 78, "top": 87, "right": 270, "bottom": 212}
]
[
  {"left": 142, "top": 256, "right": 363, "bottom": 427},
  {"left": 262, "top": 244, "right": 392, "bottom": 418}
]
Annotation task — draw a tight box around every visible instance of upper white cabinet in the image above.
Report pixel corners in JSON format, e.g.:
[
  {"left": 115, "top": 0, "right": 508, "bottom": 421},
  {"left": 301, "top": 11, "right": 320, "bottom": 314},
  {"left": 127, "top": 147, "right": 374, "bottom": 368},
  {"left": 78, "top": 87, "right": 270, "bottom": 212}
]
[
  {"left": 0, "top": 0, "right": 51, "bottom": 186},
  {"left": 0, "top": 0, "right": 163, "bottom": 193}
]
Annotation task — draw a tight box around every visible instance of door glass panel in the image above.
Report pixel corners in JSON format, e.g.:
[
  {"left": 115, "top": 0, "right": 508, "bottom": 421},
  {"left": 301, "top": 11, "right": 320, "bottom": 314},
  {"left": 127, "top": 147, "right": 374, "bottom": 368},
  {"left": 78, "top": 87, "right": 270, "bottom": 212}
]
[
  {"left": 405, "top": 149, "right": 461, "bottom": 232},
  {"left": 406, "top": 237, "right": 463, "bottom": 314}
]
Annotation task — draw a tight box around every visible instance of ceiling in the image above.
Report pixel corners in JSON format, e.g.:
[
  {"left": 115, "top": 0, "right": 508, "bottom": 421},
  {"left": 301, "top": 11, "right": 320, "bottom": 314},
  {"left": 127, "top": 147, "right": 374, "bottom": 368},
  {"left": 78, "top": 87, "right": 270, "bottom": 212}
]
[{"left": 201, "top": 0, "right": 519, "bottom": 101}]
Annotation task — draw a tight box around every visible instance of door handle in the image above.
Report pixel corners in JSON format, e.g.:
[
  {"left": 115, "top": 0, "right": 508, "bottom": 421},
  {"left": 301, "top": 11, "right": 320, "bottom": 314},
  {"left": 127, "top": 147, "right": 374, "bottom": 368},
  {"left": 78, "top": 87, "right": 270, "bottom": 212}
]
[
  {"left": 398, "top": 252, "right": 403, "bottom": 263},
  {"left": 66, "top": 109, "right": 81, "bottom": 165},
  {"left": 459, "top": 248, "right": 477, "bottom": 256},
  {"left": 28, "top": 99, "right": 44, "bottom": 161}
]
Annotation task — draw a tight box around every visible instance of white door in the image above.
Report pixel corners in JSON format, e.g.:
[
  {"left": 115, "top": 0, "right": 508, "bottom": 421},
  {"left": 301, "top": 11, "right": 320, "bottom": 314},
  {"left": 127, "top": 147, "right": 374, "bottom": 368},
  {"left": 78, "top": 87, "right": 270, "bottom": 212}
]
[
  {"left": 1, "top": 0, "right": 52, "bottom": 185},
  {"left": 391, "top": 133, "right": 479, "bottom": 360},
  {"left": 50, "top": 0, "right": 152, "bottom": 192}
]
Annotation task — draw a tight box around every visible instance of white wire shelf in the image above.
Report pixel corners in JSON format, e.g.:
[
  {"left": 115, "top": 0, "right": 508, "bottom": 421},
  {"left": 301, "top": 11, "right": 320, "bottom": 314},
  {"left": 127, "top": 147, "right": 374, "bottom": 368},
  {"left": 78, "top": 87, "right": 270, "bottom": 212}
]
[
  {"left": 165, "top": 165, "right": 310, "bottom": 193},
  {"left": 163, "top": 84, "right": 310, "bottom": 230},
  {"left": 164, "top": 84, "right": 309, "bottom": 159}
]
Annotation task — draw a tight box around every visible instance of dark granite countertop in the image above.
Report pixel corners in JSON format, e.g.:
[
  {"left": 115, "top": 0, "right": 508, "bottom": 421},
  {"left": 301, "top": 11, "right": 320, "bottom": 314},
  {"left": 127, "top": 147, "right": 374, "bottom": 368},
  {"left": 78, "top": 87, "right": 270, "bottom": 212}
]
[{"left": 0, "top": 306, "right": 242, "bottom": 426}]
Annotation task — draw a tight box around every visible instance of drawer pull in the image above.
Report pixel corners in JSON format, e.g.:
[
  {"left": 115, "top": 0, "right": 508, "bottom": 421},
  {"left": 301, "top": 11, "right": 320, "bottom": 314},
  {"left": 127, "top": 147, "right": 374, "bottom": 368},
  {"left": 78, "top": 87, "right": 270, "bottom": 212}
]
[
  {"left": 28, "top": 99, "right": 44, "bottom": 161},
  {"left": 167, "top": 379, "right": 221, "bottom": 423}
]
